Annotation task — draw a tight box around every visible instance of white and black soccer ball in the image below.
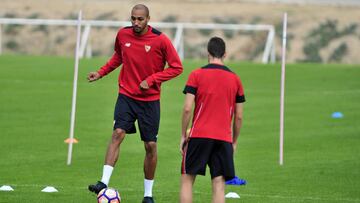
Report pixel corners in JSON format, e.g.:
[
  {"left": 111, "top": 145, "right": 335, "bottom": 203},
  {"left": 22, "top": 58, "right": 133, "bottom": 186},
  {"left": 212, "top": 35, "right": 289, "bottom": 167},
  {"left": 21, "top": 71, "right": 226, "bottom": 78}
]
[{"left": 97, "top": 188, "right": 121, "bottom": 203}]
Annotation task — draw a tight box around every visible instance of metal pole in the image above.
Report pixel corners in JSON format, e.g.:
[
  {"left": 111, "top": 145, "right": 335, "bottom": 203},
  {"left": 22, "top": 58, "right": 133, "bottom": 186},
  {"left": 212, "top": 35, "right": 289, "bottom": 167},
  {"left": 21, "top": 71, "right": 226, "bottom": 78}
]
[
  {"left": 262, "top": 27, "right": 275, "bottom": 64},
  {"left": 280, "top": 13, "right": 287, "bottom": 166},
  {"left": 67, "top": 10, "right": 82, "bottom": 165}
]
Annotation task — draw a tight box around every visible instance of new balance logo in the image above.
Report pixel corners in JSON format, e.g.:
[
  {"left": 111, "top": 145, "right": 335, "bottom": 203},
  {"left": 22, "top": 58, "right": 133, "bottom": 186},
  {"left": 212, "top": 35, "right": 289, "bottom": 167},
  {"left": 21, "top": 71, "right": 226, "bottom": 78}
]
[{"left": 145, "top": 45, "right": 151, "bottom": 52}]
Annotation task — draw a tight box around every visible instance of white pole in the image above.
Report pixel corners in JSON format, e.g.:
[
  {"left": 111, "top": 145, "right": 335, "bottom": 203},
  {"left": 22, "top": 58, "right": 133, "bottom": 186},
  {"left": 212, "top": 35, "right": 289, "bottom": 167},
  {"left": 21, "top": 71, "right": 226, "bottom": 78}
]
[
  {"left": 173, "top": 24, "right": 184, "bottom": 60},
  {"left": 79, "top": 24, "right": 91, "bottom": 58},
  {"left": 280, "top": 13, "right": 287, "bottom": 166},
  {"left": 67, "top": 10, "right": 82, "bottom": 165},
  {"left": 0, "top": 24, "right": 2, "bottom": 55},
  {"left": 262, "top": 27, "right": 275, "bottom": 64}
]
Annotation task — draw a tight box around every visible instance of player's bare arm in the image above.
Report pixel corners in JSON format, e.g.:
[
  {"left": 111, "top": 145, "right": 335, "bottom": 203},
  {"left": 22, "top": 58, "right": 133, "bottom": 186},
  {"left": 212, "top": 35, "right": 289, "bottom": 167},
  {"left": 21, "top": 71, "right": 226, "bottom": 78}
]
[
  {"left": 232, "top": 103, "right": 243, "bottom": 151},
  {"left": 180, "top": 93, "right": 195, "bottom": 155},
  {"left": 87, "top": 71, "right": 101, "bottom": 82}
]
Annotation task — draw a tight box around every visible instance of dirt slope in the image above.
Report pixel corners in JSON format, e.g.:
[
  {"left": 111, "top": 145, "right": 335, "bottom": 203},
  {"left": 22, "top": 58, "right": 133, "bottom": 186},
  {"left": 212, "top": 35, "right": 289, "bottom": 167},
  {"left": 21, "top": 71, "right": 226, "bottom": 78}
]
[{"left": 1, "top": 0, "right": 359, "bottom": 63}]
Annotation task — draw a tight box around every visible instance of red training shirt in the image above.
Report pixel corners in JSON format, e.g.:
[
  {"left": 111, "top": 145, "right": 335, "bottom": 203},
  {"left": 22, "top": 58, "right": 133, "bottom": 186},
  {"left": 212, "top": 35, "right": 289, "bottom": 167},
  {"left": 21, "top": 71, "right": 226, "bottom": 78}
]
[
  {"left": 97, "top": 25, "right": 183, "bottom": 101},
  {"left": 183, "top": 64, "right": 245, "bottom": 143}
]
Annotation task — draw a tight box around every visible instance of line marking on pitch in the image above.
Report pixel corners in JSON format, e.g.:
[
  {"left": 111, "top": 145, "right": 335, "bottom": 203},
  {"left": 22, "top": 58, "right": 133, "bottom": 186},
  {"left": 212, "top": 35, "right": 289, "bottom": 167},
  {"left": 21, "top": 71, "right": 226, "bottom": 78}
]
[{"left": 6, "top": 184, "right": 360, "bottom": 202}]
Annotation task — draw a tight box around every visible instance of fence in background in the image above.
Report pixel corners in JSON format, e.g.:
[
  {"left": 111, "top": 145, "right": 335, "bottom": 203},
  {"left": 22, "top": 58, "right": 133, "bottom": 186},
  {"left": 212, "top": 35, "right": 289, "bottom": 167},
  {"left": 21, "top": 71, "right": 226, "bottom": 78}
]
[{"left": 0, "top": 18, "right": 275, "bottom": 63}]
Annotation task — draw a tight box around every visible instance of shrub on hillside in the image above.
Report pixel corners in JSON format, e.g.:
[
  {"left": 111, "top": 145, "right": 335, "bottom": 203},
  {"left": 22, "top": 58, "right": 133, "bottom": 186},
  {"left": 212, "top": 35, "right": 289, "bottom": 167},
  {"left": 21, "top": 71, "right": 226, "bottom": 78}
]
[
  {"left": 5, "top": 40, "right": 19, "bottom": 51},
  {"left": 95, "top": 12, "right": 115, "bottom": 20},
  {"left": 329, "top": 42, "right": 348, "bottom": 62},
  {"left": 301, "top": 19, "right": 357, "bottom": 63},
  {"left": 212, "top": 17, "right": 238, "bottom": 39}
]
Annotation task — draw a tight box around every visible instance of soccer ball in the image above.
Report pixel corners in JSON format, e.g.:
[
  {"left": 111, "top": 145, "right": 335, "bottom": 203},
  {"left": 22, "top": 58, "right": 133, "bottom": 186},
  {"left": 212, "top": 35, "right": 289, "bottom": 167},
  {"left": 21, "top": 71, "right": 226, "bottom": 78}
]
[{"left": 97, "top": 188, "right": 121, "bottom": 203}]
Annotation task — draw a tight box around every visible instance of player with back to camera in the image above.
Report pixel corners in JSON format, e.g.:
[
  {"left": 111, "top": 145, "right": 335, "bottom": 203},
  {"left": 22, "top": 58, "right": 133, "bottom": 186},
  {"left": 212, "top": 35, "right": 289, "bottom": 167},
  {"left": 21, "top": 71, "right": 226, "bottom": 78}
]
[
  {"left": 87, "top": 4, "right": 183, "bottom": 203},
  {"left": 180, "top": 37, "right": 245, "bottom": 203}
]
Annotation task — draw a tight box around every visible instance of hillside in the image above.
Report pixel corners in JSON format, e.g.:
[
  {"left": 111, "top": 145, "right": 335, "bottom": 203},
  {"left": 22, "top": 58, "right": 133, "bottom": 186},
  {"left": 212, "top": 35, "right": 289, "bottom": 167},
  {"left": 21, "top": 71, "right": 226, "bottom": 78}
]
[{"left": 1, "top": 0, "right": 360, "bottom": 63}]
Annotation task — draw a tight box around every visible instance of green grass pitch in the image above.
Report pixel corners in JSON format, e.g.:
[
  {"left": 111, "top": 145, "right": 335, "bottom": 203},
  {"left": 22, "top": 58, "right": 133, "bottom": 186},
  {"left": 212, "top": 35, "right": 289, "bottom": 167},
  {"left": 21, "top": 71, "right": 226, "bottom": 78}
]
[{"left": 0, "top": 55, "right": 359, "bottom": 202}]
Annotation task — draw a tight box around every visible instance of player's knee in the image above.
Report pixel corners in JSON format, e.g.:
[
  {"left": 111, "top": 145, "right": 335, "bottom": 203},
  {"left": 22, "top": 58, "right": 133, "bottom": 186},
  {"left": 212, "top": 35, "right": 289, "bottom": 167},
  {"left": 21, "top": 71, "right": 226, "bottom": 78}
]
[
  {"left": 112, "top": 128, "right": 125, "bottom": 143},
  {"left": 144, "top": 141, "right": 157, "bottom": 155}
]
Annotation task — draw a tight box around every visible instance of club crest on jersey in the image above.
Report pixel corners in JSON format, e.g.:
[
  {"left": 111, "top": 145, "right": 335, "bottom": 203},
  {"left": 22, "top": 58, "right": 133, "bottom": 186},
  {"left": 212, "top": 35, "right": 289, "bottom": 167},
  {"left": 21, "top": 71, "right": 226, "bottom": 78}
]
[
  {"left": 125, "top": 43, "right": 131, "bottom": 47},
  {"left": 145, "top": 45, "right": 151, "bottom": 52}
]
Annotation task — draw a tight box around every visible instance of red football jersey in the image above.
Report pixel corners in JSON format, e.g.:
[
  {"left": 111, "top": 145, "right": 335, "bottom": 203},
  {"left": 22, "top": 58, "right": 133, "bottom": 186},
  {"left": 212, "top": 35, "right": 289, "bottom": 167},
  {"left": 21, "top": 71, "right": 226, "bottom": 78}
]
[
  {"left": 98, "top": 26, "right": 183, "bottom": 101},
  {"left": 183, "top": 64, "right": 245, "bottom": 143}
]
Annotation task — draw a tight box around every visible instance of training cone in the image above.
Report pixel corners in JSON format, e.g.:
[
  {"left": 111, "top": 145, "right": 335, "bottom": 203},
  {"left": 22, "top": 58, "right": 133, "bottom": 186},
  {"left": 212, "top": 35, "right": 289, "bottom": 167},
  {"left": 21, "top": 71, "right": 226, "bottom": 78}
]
[
  {"left": 225, "top": 192, "right": 240, "bottom": 198},
  {"left": 0, "top": 185, "right": 14, "bottom": 191},
  {"left": 332, "top": 112, "right": 343, "bottom": 119},
  {"left": 41, "top": 186, "right": 58, "bottom": 193},
  {"left": 64, "top": 138, "right": 79, "bottom": 144}
]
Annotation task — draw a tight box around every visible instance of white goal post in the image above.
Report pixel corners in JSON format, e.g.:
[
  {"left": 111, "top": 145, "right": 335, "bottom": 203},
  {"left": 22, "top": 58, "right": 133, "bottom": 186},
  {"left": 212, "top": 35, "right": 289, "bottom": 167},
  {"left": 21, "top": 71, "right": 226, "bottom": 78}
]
[{"left": 0, "top": 18, "right": 276, "bottom": 63}]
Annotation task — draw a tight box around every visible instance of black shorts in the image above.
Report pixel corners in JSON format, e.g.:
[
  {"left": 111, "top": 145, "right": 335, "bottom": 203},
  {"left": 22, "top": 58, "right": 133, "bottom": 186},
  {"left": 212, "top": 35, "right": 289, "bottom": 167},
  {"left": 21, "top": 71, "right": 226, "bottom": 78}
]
[
  {"left": 181, "top": 138, "right": 235, "bottom": 181},
  {"left": 113, "top": 94, "right": 160, "bottom": 142}
]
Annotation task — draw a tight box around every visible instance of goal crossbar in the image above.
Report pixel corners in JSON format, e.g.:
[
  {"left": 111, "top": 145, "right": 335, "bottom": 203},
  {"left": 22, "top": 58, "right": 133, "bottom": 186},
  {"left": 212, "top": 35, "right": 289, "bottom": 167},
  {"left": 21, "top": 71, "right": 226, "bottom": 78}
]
[{"left": 0, "top": 18, "right": 275, "bottom": 63}]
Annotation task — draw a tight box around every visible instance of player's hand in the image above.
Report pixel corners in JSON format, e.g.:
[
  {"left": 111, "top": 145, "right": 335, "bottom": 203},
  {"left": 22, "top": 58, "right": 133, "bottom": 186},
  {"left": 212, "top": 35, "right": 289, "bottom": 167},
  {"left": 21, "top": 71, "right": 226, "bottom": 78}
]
[
  {"left": 87, "top": 72, "right": 101, "bottom": 82},
  {"left": 179, "top": 135, "right": 188, "bottom": 156},
  {"left": 139, "top": 80, "right": 149, "bottom": 90},
  {"left": 232, "top": 141, "right": 238, "bottom": 152},
  {"left": 180, "top": 129, "right": 190, "bottom": 155}
]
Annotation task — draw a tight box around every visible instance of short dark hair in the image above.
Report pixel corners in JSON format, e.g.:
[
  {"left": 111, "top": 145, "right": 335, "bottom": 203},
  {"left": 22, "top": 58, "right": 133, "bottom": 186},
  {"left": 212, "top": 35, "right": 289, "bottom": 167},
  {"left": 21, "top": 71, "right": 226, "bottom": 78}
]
[
  {"left": 132, "top": 4, "right": 150, "bottom": 17},
  {"left": 207, "top": 37, "right": 226, "bottom": 58}
]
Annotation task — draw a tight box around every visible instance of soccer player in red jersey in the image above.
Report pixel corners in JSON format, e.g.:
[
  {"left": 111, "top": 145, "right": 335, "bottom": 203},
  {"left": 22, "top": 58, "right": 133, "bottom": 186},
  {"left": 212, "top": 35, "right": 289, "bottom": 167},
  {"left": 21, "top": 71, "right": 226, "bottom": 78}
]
[
  {"left": 87, "top": 4, "right": 183, "bottom": 203},
  {"left": 180, "top": 37, "right": 245, "bottom": 203}
]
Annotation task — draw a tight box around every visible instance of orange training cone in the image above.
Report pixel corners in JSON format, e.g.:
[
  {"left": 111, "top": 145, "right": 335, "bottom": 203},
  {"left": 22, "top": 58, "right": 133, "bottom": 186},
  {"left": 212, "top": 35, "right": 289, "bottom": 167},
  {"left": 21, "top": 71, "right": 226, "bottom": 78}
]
[{"left": 64, "top": 138, "right": 79, "bottom": 144}]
